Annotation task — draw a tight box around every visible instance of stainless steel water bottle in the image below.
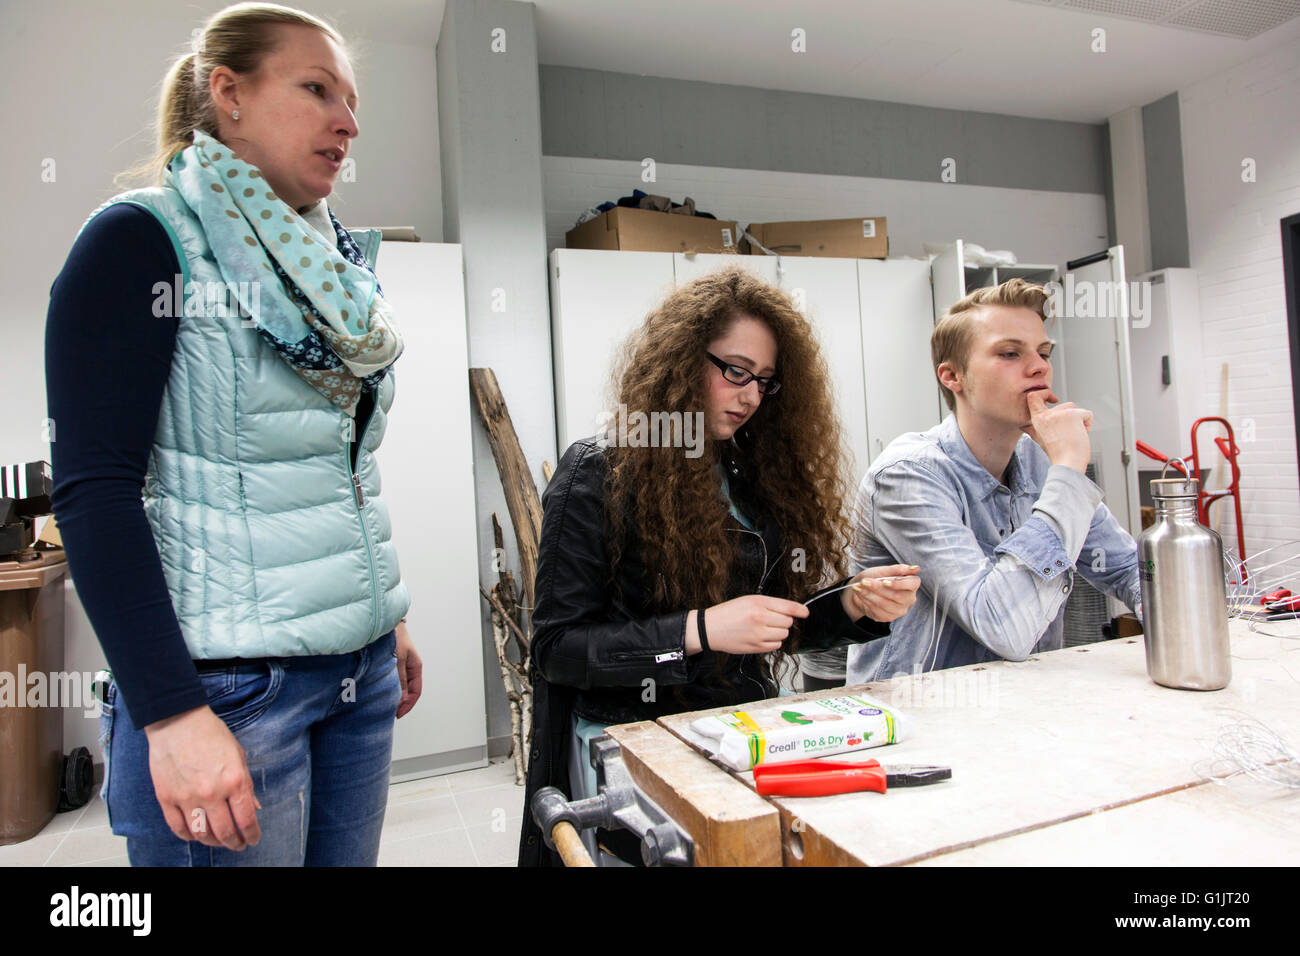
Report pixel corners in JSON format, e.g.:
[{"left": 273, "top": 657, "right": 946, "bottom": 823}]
[{"left": 1137, "top": 462, "right": 1231, "bottom": 690}]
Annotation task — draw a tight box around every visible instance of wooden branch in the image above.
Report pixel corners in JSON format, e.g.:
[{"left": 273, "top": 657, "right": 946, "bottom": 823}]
[
  {"left": 496, "top": 587, "right": 530, "bottom": 662},
  {"left": 469, "top": 368, "right": 543, "bottom": 611},
  {"left": 491, "top": 514, "right": 512, "bottom": 596},
  {"left": 488, "top": 606, "right": 527, "bottom": 786},
  {"left": 489, "top": 513, "right": 533, "bottom": 662},
  {"left": 542, "top": 461, "right": 554, "bottom": 484},
  {"left": 521, "top": 685, "right": 533, "bottom": 765},
  {"left": 480, "top": 584, "right": 530, "bottom": 652}
]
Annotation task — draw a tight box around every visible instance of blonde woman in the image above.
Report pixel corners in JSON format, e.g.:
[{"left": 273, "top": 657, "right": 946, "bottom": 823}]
[{"left": 45, "top": 3, "right": 420, "bottom": 866}]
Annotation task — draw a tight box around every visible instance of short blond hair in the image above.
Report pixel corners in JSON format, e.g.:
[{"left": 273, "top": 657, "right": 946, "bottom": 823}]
[{"left": 931, "top": 278, "right": 1051, "bottom": 411}]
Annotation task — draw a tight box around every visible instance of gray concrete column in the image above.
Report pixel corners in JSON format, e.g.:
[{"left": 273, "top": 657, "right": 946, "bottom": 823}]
[{"left": 438, "top": 0, "right": 554, "bottom": 750}]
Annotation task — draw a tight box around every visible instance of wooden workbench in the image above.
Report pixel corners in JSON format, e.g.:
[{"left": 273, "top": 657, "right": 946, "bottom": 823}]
[{"left": 605, "top": 619, "right": 1300, "bottom": 866}]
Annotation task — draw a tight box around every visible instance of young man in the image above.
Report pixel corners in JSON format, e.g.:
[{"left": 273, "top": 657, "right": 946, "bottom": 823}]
[{"left": 845, "top": 279, "right": 1141, "bottom": 684}]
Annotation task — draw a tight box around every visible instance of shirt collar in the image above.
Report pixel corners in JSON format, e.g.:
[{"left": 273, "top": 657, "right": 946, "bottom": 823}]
[{"left": 935, "top": 414, "right": 1036, "bottom": 500}]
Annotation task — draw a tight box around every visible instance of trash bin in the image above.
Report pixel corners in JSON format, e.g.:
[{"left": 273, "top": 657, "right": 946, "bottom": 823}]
[{"left": 0, "top": 549, "right": 70, "bottom": 843}]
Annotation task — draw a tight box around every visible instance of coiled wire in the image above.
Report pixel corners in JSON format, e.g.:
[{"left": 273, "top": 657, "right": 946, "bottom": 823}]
[{"left": 1197, "top": 714, "right": 1300, "bottom": 791}]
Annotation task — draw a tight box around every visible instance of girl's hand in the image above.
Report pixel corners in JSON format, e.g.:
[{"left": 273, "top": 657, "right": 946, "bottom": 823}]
[
  {"left": 687, "top": 595, "right": 811, "bottom": 655},
  {"left": 840, "top": 564, "right": 921, "bottom": 623}
]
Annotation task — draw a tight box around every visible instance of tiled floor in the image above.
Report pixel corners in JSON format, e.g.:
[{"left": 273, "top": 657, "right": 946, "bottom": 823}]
[{"left": 0, "top": 756, "right": 523, "bottom": 867}]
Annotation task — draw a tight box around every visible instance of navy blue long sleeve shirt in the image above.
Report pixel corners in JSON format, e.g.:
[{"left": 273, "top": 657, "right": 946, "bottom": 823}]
[{"left": 45, "top": 204, "right": 210, "bottom": 729}]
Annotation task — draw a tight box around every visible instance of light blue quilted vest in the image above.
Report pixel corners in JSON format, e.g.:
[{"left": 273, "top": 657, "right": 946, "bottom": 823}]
[{"left": 80, "top": 185, "right": 410, "bottom": 659}]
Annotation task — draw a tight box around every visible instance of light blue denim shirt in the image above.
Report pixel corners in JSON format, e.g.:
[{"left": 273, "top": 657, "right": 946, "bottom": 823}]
[{"left": 845, "top": 415, "right": 1141, "bottom": 684}]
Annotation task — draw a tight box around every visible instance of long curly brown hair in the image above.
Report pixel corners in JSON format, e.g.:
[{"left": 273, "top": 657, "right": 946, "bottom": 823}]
[{"left": 604, "top": 266, "right": 854, "bottom": 662}]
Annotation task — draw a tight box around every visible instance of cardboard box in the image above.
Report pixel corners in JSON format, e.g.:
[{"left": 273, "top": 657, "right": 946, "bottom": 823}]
[
  {"left": 741, "top": 217, "right": 888, "bottom": 259},
  {"left": 565, "top": 207, "right": 740, "bottom": 254}
]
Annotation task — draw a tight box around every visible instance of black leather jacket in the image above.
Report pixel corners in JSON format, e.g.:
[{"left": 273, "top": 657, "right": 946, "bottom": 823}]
[{"left": 517, "top": 438, "right": 890, "bottom": 866}]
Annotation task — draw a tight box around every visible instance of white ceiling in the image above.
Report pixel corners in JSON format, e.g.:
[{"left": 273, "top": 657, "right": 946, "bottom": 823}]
[{"left": 352, "top": 0, "right": 1300, "bottom": 122}]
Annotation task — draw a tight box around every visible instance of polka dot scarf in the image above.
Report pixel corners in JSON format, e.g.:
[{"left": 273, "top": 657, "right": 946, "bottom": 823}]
[{"left": 165, "top": 131, "right": 403, "bottom": 415}]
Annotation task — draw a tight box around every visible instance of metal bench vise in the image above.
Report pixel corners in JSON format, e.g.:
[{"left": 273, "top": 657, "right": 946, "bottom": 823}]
[{"left": 530, "top": 734, "right": 694, "bottom": 867}]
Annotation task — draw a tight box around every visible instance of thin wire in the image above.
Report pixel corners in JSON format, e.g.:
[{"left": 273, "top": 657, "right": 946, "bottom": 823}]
[
  {"left": 913, "top": 580, "right": 952, "bottom": 677},
  {"left": 803, "top": 572, "right": 923, "bottom": 607},
  {"left": 802, "top": 580, "right": 856, "bottom": 606},
  {"left": 1245, "top": 619, "right": 1300, "bottom": 640},
  {"left": 1240, "top": 543, "right": 1300, "bottom": 577},
  {"left": 725, "top": 527, "right": 774, "bottom": 593},
  {"left": 922, "top": 584, "right": 940, "bottom": 670},
  {"left": 1225, "top": 539, "right": 1300, "bottom": 619},
  {"left": 930, "top": 587, "right": 953, "bottom": 675},
  {"left": 1196, "top": 715, "right": 1300, "bottom": 790}
]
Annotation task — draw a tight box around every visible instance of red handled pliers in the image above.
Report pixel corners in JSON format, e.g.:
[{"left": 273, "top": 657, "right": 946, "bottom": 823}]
[
  {"left": 753, "top": 759, "right": 951, "bottom": 797},
  {"left": 1262, "top": 589, "right": 1300, "bottom": 613}
]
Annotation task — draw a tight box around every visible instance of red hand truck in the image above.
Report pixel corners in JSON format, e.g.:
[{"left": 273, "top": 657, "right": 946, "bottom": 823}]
[{"left": 1136, "top": 416, "right": 1246, "bottom": 583}]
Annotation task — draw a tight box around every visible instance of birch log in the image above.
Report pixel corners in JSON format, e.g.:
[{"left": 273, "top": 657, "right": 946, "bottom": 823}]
[{"left": 487, "top": 601, "right": 526, "bottom": 785}]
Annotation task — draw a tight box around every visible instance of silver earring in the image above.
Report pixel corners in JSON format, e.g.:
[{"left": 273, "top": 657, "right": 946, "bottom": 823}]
[{"left": 232, "top": 109, "right": 240, "bottom": 121}]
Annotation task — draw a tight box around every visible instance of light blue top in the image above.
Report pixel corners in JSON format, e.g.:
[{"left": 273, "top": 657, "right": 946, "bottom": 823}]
[
  {"left": 718, "top": 463, "right": 758, "bottom": 533},
  {"left": 846, "top": 415, "right": 1140, "bottom": 683},
  {"left": 75, "top": 185, "right": 410, "bottom": 659},
  {"left": 571, "top": 714, "right": 607, "bottom": 801}
]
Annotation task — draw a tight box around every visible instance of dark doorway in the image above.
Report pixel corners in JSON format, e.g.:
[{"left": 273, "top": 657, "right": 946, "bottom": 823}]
[{"left": 1285, "top": 212, "right": 1300, "bottom": 504}]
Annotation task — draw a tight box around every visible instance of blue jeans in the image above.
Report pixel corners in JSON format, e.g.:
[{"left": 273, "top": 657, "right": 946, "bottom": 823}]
[{"left": 99, "top": 629, "right": 401, "bottom": 866}]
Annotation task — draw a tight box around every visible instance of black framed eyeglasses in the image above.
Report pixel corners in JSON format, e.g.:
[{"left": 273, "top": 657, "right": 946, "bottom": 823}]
[{"left": 705, "top": 352, "right": 781, "bottom": 395}]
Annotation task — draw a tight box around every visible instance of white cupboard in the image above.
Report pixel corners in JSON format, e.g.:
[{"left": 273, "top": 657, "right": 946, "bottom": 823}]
[
  {"left": 1055, "top": 247, "right": 1141, "bottom": 538},
  {"left": 549, "top": 250, "right": 677, "bottom": 452},
  {"left": 857, "top": 258, "right": 946, "bottom": 466},
  {"left": 769, "top": 255, "right": 871, "bottom": 481},
  {"left": 1128, "top": 268, "right": 1206, "bottom": 466},
  {"left": 372, "top": 242, "right": 486, "bottom": 779}
]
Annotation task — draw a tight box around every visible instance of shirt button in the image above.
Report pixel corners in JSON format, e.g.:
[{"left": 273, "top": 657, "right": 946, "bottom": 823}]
[
  {"left": 530, "top": 748, "right": 540, "bottom": 760},
  {"left": 1043, "top": 567, "right": 1051, "bottom": 574}
]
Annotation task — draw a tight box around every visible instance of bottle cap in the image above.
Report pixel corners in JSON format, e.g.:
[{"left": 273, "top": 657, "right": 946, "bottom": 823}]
[{"left": 1150, "top": 476, "right": 1199, "bottom": 499}]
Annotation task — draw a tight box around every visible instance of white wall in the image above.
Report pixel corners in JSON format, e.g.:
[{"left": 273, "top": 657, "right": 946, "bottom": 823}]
[
  {"left": 542, "top": 156, "right": 1110, "bottom": 268},
  {"left": 1179, "top": 32, "right": 1300, "bottom": 560},
  {"left": 1, "top": 1, "right": 441, "bottom": 757}
]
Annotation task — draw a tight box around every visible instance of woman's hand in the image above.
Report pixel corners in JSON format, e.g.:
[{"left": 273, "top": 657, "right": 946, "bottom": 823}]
[
  {"left": 840, "top": 564, "right": 921, "bottom": 623},
  {"left": 687, "top": 595, "right": 811, "bottom": 656},
  {"left": 395, "top": 621, "right": 423, "bottom": 719},
  {"left": 144, "top": 706, "right": 261, "bottom": 851}
]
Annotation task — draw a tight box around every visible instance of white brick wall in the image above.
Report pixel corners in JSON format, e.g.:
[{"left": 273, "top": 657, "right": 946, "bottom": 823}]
[
  {"left": 542, "top": 156, "right": 1109, "bottom": 269},
  {"left": 1180, "top": 33, "right": 1300, "bottom": 568}
]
